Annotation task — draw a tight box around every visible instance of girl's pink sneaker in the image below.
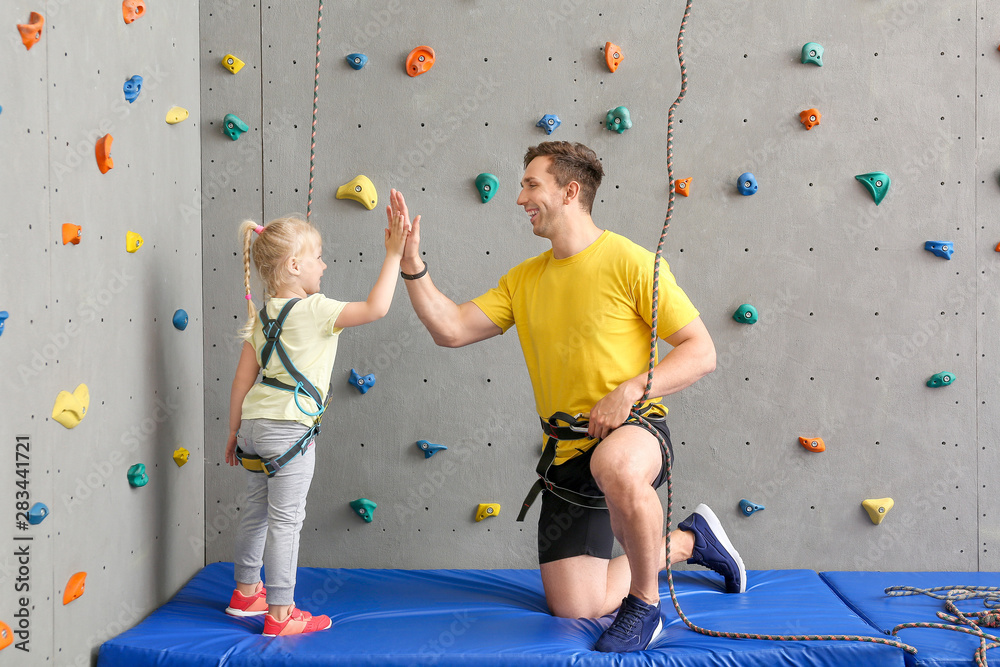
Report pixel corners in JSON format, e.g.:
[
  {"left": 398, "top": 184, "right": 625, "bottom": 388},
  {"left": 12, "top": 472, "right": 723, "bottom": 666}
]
[
  {"left": 225, "top": 583, "right": 268, "bottom": 617},
  {"left": 262, "top": 605, "right": 332, "bottom": 636}
]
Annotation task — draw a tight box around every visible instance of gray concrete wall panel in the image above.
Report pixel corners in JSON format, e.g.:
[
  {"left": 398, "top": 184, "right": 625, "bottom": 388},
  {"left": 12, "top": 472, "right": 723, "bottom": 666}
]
[
  {"left": 202, "top": 0, "right": 997, "bottom": 576},
  {"left": 1, "top": 1, "right": 203, "bottom": 665}
]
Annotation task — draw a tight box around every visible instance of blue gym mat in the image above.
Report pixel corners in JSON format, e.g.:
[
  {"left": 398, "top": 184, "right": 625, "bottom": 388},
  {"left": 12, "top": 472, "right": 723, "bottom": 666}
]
[
  {"left": 821, "top": 571, "right": 1000, "bottom": 667},
  {"left": 98, "top": 563, "right": 905, "bottom": 666}
]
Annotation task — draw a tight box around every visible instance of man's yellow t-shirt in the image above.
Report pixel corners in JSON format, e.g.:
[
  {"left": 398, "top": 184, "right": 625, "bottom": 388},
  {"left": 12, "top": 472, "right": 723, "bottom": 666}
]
[
  {"left": 241, "top": 294, "right": 348, "bottom": 428},
  {"left": 472, "top": 230, "right": 699, "bottom": 464}
]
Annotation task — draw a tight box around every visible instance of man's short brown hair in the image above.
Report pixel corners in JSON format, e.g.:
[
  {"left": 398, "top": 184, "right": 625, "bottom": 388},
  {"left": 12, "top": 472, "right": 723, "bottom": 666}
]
[{"left": 523, "top": 142, "right": 604, "bottom": 214}]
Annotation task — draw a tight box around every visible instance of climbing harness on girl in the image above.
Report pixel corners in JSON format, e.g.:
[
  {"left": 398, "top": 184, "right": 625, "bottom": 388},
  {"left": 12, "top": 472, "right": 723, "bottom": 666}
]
[{"left": 236, "top": 299, "right": 330, "bottom": 477}]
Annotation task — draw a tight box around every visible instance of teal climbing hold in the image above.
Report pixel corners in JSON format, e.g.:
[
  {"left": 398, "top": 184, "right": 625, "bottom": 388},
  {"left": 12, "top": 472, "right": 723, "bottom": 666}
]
[
  {"left": 855, "top": 172, "right": 890, "bottom": 205},
  {"left": 927, "top": 371, "right": 955, "bottom": 388},
  {"left": 127, "top": 463, "right": 148, "bottom": 488},
  {"left": 739, "top": 499, "right": 765, "bottom": 516},
  {"left": 801, "top": 42, "right": 824, "bottom": 66},
  {"left": 350, "top": 498, "right": 377, "bottom": 522},
  {"left": 733, "top": 304, "right": 758, "bottom": 324},
  {"left": 605, "top": 106, "right": 632, "bottom": 134},
  {"left": 475, "top": 173, "right": 499, "bottom": 203},
  {"left": 223, "top": 114, "right": 249, "bottom": 141}
]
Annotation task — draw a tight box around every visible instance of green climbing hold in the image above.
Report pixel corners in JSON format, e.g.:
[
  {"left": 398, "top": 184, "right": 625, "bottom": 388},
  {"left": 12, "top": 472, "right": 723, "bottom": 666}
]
[
  {"left": 855, "top": 172, "right": 890, "bottom": 206},
  {"left": 605, "top": 106, "right": 632, "bottom": 134},
  {"left": 127, "top": 463, "right": 148, "bottom": 488},
  {"left": 927, "top": 372, "right": 955, "bottom": 388},
  {"left": 475, "top": 173, "right": 499, "bottom": 203},
  {"left": 350, "top": 497, "right": 377, "bottom": 522},
  {"left": 801, "top": 42, "right": 824, "bottom": 66},
  {"left": 733, "top": 304, "right": 758, "bottom": 324}
]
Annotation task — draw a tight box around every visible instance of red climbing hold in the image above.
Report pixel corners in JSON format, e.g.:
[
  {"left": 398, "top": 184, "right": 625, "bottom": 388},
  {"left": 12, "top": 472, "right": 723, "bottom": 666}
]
[{"left": 17, "top": 12, "right": 44, "bottom": 51}]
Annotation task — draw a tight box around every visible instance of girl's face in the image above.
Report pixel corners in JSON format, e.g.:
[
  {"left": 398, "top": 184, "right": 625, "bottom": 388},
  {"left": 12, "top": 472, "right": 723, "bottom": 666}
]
[{"left": 295, "top": 235, "right": 326, "bottom": 295}]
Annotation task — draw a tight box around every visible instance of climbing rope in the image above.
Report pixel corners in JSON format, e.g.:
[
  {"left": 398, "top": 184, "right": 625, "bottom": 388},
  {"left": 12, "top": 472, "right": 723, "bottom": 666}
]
[
  {"left": 306, "top": 0, "right": 323, "bottom": 221},
  {"left": 634, "top": 0, "right": 917, "bottom": 657},
  {"left": 885, "top": 586, "right": 1000, "bottom": 666}
]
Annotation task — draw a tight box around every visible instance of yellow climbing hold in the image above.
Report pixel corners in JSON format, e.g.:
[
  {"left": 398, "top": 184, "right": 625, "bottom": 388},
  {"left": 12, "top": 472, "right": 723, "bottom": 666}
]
[
  {"left": 221, "top": 54, "right": 245, "bottom": 74},
  {"left": 336, "top": 175, "right": 378, "bottom": 210},
  {"left": 172, "top": 447, "right": 189, "bottom": 467},
  {"left": 165, "top": 106, "right": 189, "bottom": 124},
  {"left": 862, "top": 497, "right": 894, "bottom": 525},
  {"left": 126, "top": 231, "right": 144, "bottom": 253},
  {"left": 475, "top": 503, "right": 501, "bottom": 522},
  {"left": 52, "top": 384, "right": 90, "bottom": 429}
]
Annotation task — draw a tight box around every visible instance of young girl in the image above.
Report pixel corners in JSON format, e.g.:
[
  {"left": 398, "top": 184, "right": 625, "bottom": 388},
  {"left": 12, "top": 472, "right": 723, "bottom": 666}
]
[{"left": 223, "top": 211, "right": 408, "bottom": 636}]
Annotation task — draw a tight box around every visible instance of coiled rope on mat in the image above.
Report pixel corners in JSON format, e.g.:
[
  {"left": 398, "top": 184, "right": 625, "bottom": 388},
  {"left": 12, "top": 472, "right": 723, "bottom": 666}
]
[
  {"left": 885, "top": 586, "right": 1000, "bottom": 666},
  {"left": 306, "top": 0, "right": 323, "bottom": 221},
  {"left": 633, "top": 0, "right": 918, "bottom": 657}
]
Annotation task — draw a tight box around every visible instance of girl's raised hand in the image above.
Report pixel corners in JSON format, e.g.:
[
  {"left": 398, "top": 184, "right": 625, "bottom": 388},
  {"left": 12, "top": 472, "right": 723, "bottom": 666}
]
[{"left": 384, "top": 205, "right": 409, "bottom": 258}]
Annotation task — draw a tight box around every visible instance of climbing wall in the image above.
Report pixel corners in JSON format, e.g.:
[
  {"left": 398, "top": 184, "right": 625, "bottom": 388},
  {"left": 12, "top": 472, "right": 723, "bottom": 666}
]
[
  {"left": 0, "top": 2, "right": 203, "bottom": 665},
  {"left": 201, "top": 0, "right": 999, "bottom": 574}
]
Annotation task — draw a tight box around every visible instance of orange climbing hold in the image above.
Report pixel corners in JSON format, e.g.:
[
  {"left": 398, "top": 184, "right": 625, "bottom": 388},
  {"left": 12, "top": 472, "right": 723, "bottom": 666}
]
[
  {"left": 605, "top": 42, "right": 624, "bottom": 73},
  {"left": 122, "top": 0, "right": 145, "bottom": 24},
  {"left": 0, "top": 620, "right": 11, "bottom": 651},
  {"left": 95, "top": 134, "right": 113, "bottom": 174},
  {"left": 674, "top": 177, "right": 691, "bottom": 197},
  {"left": 406, "top": 46, "right": 435, "bottom": 77},
  {"left": 799, "top": 436, "right": 825, "bottom": 453},
  {"left": 799, "top": 108, "right": 821, "bottom": 130},
  {"left": 995, "top": 241, "right": 1000, "bottom": 252},
  {"left": 62, "top": 223, "right": 81, "bottom": 245},
  {"left": 63, "top": 572, "right": 86, "bottom": 605},
  {"left": 17, "top": 12, "right": 44, "bottom": 51}
]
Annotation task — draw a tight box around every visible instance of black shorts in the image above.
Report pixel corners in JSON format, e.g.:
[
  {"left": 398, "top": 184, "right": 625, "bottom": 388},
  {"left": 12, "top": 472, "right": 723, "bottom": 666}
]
[{"left": 537, "top": 416, "right": 673, "bottom": 564}]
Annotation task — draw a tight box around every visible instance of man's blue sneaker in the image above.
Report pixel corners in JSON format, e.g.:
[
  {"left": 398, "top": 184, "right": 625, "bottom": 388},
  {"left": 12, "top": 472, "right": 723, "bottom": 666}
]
[
  {"left": 594, "top": 594, "right": 663, "bottom": 652},
  {"left": 678, "top": 503, "right": 746, "bottom": 593}
]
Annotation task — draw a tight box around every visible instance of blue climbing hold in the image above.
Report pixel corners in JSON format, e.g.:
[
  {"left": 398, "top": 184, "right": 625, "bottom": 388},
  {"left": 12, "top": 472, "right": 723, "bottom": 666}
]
[
  {"left": 739, "top": 499, "right": 765, "bottom": 517},
  {"left": 0, "top": 311, "right": 7, "bottom": 337},
  {"left": 737, "top": 173, "right": 758, "bottom": 196},
  {"left": 346, "top": 53, "right": 368, "bottom": 70},
  {"left": 350, "top": 498, "right": 377, "bottom": 522},
  {"left": 927, "top": 371, "right": 955, "bottom": 388},
  {"left": 924, "top": 241, "right": 953, "bottom": 260},
  {"left": 172, "top": 309, "right": 189, "bottom": 330},
  {"left": 349, "top": 368, "right": 376, "bottom": 394},
  {"left": 537, "top": 114, "right": 561, "bottom": 135},
  {"left": 417, "top": 440, "right": 448, "bottom": 459},
  {"left": 123, "top": 75, "right": 143, "bottom": 103},
  {"left": 28, "top": 502, "right": 49, "bottom": 525}
]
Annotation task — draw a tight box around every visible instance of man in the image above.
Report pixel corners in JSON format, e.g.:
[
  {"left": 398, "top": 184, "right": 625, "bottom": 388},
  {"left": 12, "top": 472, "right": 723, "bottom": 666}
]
[{"left": 390, "top": 141, "right": 745, "bottom": 652}]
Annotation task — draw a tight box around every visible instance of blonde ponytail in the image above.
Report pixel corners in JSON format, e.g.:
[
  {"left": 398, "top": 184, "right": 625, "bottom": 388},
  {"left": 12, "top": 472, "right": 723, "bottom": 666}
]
[{"left": 238, "top": 219, "right": 260, "bottom": 339}]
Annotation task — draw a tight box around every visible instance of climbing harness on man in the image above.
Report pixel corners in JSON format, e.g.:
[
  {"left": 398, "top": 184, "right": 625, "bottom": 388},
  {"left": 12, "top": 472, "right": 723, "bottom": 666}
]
[{"left": 236, "top": 299, "right": 330, "bottom": 477}]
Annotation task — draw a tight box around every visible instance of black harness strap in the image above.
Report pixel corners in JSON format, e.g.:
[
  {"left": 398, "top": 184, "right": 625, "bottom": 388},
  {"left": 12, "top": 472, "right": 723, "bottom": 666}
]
[
  {"left": 235, "top": 422, "right": 319, "bottom": 477},
  {"left": 516, "top": 406, "right": 667, "bottom": 522}
]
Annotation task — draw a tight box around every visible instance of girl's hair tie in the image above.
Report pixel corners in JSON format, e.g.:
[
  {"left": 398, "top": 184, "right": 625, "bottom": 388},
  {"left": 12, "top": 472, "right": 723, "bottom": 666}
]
[
  {"left": 254, "top": 225, "right": 264, "bottom": 235},
  {"left": 245, "top": 294, "right": 253, "bottom": 301}
]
